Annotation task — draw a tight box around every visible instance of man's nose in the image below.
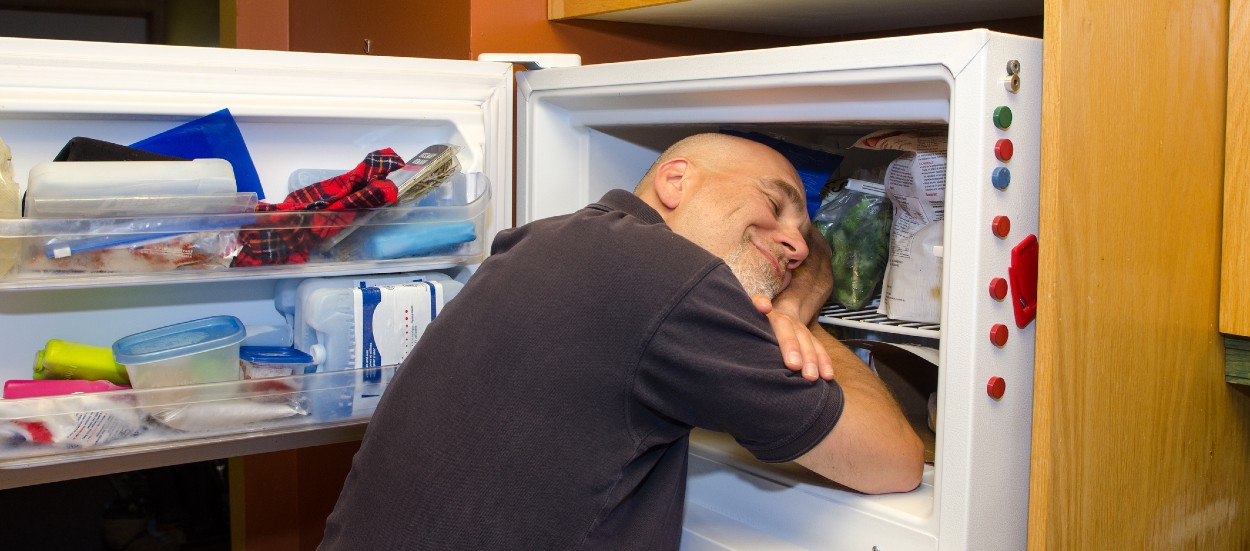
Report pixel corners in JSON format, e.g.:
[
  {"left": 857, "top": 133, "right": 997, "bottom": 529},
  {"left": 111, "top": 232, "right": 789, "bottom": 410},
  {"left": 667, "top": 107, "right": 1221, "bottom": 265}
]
[{"left": 778, "top": 227, "right": 809, "bottom": 269}]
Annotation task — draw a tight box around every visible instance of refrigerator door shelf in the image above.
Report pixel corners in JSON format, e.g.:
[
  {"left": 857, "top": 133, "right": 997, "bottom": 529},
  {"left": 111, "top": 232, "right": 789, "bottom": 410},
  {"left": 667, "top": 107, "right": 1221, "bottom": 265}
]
[
  {"left": 0, "top": 36, "right": 513, "bottom": 287},
  {"left": 0, "top": 365, "right": 397, "bottom": 489},
  {"left": 0, "top": 173, "right": 492, "bottom": 290}
]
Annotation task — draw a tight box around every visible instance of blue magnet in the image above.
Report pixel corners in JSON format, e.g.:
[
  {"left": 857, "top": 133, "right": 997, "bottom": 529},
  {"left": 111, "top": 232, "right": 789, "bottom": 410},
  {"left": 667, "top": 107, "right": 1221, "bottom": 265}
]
[{"left": 992, "top": 167, "right": 1012, "bottom": 190}]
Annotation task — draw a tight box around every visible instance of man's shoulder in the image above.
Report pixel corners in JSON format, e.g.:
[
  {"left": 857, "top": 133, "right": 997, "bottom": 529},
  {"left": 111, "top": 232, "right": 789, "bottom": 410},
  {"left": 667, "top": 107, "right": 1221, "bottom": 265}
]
[{"left": 507, "top": 192, "right": 718, "bottom": 269}]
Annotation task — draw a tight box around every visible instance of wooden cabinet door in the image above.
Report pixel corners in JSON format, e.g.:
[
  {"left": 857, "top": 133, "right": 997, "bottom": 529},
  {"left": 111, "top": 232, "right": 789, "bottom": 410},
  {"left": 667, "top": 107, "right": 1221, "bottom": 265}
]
[{"left": 1223, "top": 0, "right": 1250, "bottom": 384}]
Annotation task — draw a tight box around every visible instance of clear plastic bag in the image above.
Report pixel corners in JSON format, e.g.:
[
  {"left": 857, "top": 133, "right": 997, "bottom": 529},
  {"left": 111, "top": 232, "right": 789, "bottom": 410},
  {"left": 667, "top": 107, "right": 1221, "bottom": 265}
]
[{"left": 814, "top": 179, "right": 892, "bottom": 309}]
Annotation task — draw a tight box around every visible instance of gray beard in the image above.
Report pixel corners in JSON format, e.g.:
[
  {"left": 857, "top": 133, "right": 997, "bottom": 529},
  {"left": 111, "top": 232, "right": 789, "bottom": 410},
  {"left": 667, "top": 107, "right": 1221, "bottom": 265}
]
[{"left": 724, "top": 243, "right": 783, "bottom": 299}]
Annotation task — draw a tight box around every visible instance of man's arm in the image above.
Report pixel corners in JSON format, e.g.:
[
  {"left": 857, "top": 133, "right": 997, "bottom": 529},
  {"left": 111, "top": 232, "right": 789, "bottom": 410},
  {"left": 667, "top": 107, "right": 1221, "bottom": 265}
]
[
  {"left": 794, "top": 321, "right": 925, "bottom": 494},
  {"left": 761, "top": 226, "right": 923, "bottom": 492}
]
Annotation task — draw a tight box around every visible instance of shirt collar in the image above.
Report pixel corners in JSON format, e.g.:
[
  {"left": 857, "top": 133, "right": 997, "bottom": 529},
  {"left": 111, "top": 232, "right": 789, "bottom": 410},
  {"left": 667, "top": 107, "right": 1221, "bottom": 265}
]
[{"left": 591, "top": 188, "right": 666, "bottom": 225}]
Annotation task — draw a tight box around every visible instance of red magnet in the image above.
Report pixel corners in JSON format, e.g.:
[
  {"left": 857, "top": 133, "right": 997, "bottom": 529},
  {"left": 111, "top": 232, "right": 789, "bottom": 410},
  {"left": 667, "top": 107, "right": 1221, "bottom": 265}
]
[
  {"left": 987, "top": 376, "right": 1006, "bottom": 400},
  {"left": 989, "top": 277, "right": 1009, "bottom": 300},
  {"left": 1009, "top": 234, "right": 1039, "bottom": 328},
  {"left": 995, "top": 139, "right": 1014, "bottom": 161},
  {"left": 990, "top": 324, "right": 1009, "bottom": 347},
  {"left": 992, "top": 215, "right": 1011, "bottom": 238}
]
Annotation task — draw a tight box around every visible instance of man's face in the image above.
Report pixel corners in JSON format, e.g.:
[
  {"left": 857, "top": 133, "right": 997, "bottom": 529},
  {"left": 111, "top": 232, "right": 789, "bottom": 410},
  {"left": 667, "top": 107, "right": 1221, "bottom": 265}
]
[{"left": 669, "top": 147, "right": 811, "bottom": 298}]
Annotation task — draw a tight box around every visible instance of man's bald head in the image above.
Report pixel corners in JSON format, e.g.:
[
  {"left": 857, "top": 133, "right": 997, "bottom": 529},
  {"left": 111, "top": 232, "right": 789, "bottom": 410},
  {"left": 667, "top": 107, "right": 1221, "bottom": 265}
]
[{"left": 635, "top": 133, "right": 776, "bottom": 194}]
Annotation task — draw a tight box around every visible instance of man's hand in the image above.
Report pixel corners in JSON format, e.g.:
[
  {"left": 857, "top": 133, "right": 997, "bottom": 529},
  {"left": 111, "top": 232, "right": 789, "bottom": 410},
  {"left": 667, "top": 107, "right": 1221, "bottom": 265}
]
[
  {"left": 757, "top": 225, "right": 836, "bottom": 381},
  {"left": 755, "top": 294, "right": 834, "bottom": 381},
  {"left": 771, "top": 225, "right": 833, "bottom": 322}
]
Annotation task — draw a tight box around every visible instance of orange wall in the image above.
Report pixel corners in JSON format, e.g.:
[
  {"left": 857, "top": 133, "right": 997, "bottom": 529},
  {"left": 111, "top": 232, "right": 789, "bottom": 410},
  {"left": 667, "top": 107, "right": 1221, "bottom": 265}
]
[
  {"left": 230, "top": 0, "right": 290, "bottom": 51},
  {"left": 289, "top": 0, "right": 471, "bottom": 58}
]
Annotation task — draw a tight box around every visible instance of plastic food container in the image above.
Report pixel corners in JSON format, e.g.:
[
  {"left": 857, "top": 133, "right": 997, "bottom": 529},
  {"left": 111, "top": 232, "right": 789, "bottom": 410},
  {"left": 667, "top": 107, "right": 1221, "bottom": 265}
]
[
  {"left": 240, "top": 346, "right": 315, "bottom": 379},
  {"left": 112, "top": 315, "right": 246, "bottom": 389},
  {"left": 24, "top": 158, "right": 237, "bottom": 217}
]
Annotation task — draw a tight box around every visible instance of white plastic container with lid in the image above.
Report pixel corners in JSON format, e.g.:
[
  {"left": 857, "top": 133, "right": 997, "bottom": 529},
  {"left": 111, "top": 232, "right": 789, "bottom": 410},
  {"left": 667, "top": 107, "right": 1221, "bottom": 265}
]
[
  {"left": 24, "top": 158, "right": 237, "bottom": 216},
  {"left": 112, "top": 315, "right": 246, "bottom": 389}
]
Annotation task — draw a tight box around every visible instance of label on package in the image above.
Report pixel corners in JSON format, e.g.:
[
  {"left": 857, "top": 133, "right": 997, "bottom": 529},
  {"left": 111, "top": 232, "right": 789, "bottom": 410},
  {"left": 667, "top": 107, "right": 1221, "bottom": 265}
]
[{"left": 350, "top": 281, "right": 444, "bottom": 415}]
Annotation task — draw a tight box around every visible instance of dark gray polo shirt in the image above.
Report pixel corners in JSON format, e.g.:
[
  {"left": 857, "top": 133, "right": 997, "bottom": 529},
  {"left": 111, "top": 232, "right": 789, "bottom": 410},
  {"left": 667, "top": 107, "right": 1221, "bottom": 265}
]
[{"left": 320, "top": 189, "right": 843, "bottom": 550}]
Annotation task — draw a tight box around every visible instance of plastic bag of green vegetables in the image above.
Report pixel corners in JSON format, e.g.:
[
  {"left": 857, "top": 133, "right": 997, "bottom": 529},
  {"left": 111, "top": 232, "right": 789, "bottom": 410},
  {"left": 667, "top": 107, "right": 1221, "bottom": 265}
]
[{"left": 813, "top": 179, "right": 891, "bottom": 309}]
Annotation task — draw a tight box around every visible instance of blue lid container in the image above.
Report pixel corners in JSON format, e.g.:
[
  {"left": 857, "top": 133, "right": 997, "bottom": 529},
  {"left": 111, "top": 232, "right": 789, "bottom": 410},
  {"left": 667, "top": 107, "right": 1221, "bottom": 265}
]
[
  {"left": 240, "top": 346, "right": 313, "bottom": 364},
  {"left": 113, "top": 315, "right": 246, "bottom": 365},
  {"left": 112, "top": 315, "right": 246, "bottom": 389},
  {"left": 240, "top": 346, "right": 316, "bottom": 377}
]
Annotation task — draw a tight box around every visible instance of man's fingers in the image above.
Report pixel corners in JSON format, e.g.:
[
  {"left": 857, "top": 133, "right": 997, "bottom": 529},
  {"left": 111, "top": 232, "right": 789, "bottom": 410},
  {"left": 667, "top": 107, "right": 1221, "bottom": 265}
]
[
  {"left": 800, "top": 329, "right": 820, "bottom": 382},
  {"left": 752, "top": 294, "right": 774, "bottom": 315},
  {"left": 770, "top": 315, "right": 804, "bottom": 370},
  {"left": 816, "top": 342, "right": 835, "bottom": 380}
]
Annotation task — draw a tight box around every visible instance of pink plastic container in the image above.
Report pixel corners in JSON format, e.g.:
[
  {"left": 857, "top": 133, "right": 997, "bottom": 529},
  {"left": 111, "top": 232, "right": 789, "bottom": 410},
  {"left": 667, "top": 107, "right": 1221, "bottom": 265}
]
[{"left": 3, "top": 379, "right": 131, "bottom": 399}]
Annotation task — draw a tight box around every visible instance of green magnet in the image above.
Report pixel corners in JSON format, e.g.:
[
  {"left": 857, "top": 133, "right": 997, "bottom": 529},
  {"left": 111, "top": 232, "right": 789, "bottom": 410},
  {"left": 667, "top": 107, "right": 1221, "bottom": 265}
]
[{"left": 993, "top": 106, "right": 1013, "bottom": 129}]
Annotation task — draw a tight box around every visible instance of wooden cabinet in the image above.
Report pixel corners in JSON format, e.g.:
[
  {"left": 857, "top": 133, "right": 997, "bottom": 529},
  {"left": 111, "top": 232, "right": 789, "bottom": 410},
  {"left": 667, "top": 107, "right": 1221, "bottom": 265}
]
[
  {"left": 1031, "top": 1, "right": 1250, "bottom": 548},
  {"left": 549, "top": 0, "right": 1042, "bottom": 36},
  {"left": 1223, "top": 0, "right": 1250, "bottom": 385}
]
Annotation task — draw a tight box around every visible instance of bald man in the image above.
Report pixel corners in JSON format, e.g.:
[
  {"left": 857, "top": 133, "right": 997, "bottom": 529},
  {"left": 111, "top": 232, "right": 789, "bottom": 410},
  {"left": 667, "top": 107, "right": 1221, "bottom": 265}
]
[{"left": 320, "top": 133, "right": 923, "bottom": 551}]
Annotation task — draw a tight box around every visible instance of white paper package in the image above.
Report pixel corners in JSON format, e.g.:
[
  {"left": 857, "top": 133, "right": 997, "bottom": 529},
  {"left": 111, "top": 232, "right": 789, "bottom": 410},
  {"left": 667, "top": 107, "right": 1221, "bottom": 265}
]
[{"left": 853, "top": 130, "right": 948, "bottom": 324}]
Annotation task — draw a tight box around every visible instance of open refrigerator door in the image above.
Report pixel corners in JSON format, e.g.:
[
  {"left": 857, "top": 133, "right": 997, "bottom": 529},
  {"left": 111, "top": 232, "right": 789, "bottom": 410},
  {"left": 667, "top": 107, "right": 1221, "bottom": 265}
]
[{"left": 0, "top": 37, "right": 513, "bottom": 488}]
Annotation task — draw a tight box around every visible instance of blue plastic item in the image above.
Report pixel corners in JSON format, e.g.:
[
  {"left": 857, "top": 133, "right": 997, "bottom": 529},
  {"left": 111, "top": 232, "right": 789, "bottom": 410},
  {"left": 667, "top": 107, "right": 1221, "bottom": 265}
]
[
  {"left": 721, "top": 129, "right": 844, "bottom": 219},
  {"left": 359, "top": 221, "right": 477, "bottom": 260},
  {"left": 43, "top": 212, "right": 258, "bottom": 259},
  {"left": 130, "top": 109, "right": 265, "bottom": 200}
]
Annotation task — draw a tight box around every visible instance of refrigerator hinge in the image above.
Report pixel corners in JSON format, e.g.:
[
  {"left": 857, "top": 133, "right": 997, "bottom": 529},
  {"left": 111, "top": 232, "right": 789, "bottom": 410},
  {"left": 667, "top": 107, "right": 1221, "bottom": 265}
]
[{"left": 477, "top": 53, "right": 582, "bottom": 69}]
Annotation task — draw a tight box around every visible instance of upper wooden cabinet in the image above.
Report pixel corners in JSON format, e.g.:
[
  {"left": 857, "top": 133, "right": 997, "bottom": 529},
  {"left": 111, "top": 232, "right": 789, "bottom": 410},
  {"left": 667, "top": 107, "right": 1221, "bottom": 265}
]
[
  {"left": 549, "top": 0, "right": 1042, "bottom": 37},
  {"left": 1223, "top": 0, "right": 1250, "bottom": 385}
]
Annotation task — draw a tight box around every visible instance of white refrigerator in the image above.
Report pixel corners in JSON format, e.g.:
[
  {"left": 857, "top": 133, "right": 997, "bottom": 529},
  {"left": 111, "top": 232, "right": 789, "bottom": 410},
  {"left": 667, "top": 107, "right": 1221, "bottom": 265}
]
[{"left": 0, "top": 30, "right": 1040, "bottom": 550}]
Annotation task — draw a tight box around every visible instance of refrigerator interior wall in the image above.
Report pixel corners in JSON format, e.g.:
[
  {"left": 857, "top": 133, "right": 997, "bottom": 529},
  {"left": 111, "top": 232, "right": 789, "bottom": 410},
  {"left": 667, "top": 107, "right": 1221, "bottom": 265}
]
[
  {"left": 519, "top": 69, "right": 952, "bottom": 223},
  {"left": 516, "top": 30, "right": 1040, "bottom": 550}
]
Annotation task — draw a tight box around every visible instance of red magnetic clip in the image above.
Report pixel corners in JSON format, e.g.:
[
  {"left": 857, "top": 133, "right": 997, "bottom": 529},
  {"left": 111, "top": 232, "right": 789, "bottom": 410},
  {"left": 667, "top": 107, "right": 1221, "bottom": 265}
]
[
  {"left": 987, "top": 376, "right": 1006, "bottom": 400},
  {"left": 1008, "top": 234, "right": 1038, "bottom": 328},
  {"left": 995, "top": 139, "right": 1014, "bottom": 161}
]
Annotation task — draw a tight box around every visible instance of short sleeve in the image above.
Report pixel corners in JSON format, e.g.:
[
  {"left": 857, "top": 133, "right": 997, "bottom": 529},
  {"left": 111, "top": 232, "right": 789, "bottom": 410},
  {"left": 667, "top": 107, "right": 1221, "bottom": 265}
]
[{"left": 631, "top": 265, "right": 844, "bottom": 463}]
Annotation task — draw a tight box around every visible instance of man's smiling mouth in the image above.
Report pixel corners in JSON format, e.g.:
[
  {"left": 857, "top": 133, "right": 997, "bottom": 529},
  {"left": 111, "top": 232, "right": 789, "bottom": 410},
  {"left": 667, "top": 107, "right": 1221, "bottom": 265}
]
[{"left": 755, "top": 242, "right": 785, "bottom": 280}]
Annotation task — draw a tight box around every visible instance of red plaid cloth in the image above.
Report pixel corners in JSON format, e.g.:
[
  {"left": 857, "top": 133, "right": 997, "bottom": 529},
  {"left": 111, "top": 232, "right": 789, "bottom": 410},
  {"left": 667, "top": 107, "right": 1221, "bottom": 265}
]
[{"left": 232, "top": 149, "right": 403, "bottom": 267}]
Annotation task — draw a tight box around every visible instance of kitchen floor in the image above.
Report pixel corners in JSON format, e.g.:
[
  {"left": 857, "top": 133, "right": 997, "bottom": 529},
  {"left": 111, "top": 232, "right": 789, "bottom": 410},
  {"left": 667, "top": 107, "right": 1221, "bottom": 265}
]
[{"left": 0, "top": 460, "right": 230, "bottom": 550}]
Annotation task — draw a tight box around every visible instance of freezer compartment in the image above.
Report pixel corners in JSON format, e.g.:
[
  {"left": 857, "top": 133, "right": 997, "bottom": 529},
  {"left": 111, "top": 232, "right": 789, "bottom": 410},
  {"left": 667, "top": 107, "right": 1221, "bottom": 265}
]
[
  {"left": 0, "top": 365, "right": 396, "bottom": 469},
  {"left": 0, "top": 172, "right": 490, "bottom": 289},
  {"left": 514, "top": 30, "right": 1039, "bottom": 549},
  {"left": 550, "top": 123, "right": 948, "bottom": 545}
]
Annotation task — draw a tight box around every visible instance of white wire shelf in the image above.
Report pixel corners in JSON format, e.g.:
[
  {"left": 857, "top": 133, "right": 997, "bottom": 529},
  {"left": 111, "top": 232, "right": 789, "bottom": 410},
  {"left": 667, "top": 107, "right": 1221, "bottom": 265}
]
[{"left": 818, "top": 298, "right": 941, "bottom": 340}]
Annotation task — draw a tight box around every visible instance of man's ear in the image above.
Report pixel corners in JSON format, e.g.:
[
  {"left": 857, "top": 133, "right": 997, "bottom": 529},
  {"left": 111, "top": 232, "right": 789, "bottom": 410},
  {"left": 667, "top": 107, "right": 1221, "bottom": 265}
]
[{"left": 652, "top": 158, "right": 690, "bottom": 210}]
